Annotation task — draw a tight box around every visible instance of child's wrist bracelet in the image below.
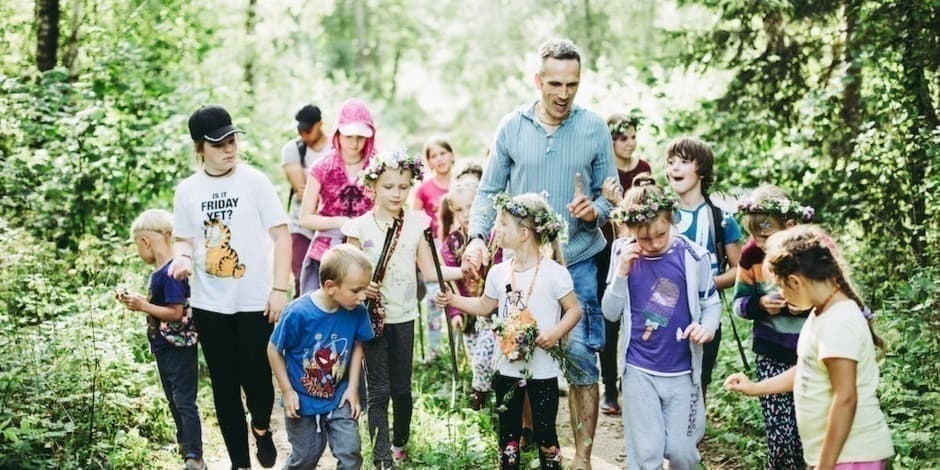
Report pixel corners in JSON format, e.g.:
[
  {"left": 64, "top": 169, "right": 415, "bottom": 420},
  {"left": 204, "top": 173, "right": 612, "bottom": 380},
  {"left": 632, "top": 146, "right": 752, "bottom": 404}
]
[
  {"left": 180, "top": 254, "right": 192, "bottom": 260},
  {"left": 271, "top": 287, "right": 288, "bottom": 293}
]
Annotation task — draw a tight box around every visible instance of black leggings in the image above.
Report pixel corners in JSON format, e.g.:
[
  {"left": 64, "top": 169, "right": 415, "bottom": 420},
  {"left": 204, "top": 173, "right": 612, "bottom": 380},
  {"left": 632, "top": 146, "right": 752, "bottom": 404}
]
[
  {"left": 493, "top": 374, "right": 561, "bottom": 469},
  {"left": 363, "top": 320, "right": 415, "bottom": 464},
  {"left": 193, "top": 309, "right": 274, "bottom": 468}
]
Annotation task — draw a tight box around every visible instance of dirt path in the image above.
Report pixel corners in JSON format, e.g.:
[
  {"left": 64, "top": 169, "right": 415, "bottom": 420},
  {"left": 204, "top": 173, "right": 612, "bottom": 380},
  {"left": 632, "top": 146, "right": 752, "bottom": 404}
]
[{"left": 201, "top": 388, "right": 624, "bottom": 469}]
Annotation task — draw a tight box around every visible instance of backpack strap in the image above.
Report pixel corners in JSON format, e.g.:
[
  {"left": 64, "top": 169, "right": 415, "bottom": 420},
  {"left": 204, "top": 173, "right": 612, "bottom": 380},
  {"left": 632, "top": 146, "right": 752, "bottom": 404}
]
[
  {"left": 704, "top": 195, "right": 751, "bottom": 371},
  {"left": 287, "top": 139, "right": 308, "bottom": 209}
]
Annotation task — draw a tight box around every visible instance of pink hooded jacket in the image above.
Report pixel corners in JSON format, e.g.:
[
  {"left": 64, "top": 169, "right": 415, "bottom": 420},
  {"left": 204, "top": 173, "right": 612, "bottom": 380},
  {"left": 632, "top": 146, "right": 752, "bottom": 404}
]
[{"left": 305, "top": 98, "right": 377, "bottom": 261}]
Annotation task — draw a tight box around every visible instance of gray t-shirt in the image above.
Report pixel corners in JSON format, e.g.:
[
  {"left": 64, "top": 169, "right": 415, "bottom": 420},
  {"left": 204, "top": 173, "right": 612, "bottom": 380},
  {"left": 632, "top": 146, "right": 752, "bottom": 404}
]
[{"left": 281, "top": 139, "right": 330, "bottom": 238}]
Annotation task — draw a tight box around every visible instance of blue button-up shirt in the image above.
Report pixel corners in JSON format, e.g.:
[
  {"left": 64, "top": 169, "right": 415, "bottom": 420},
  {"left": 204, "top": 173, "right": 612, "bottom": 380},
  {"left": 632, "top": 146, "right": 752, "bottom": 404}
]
[{"left": 470, "top": 101, "right": 617, "bottom": 266}]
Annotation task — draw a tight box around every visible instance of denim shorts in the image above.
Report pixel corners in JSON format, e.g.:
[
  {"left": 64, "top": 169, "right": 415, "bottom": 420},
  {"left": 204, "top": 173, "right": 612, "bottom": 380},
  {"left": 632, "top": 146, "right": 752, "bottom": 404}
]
[{"left": 564, "top": 257, "right": 605, "bottom": 385}]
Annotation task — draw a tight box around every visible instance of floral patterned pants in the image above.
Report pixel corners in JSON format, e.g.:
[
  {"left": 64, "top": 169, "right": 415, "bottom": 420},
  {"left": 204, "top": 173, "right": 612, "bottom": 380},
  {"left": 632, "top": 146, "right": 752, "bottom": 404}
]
[{"left": 757, "top": 355, "right": 805, "bottom": 469}]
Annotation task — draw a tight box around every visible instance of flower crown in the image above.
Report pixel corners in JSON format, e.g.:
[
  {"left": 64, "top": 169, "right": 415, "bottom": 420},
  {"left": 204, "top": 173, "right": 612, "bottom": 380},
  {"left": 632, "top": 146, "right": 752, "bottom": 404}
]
[
  {"left": 608, "top": 111, "right": 642, "bottom": 135},
  {"left": 738, "top": 197, "right": 814, "bottom": 223},
  {"left": 491, "top": 193, "right": 567, "bottom": 244},
  {"left": 360, "top": 148, "right": 423, "bottom": 185},
  {"left": 609, "top": 192, "right": 678, "bottom": 225}
]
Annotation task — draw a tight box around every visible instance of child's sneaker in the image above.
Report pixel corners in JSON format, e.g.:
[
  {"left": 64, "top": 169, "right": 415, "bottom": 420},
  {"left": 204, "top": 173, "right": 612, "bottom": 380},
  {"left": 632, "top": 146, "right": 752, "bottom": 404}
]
[
  {"left": 183, "top": 457, "right": 206, "bottom": 470},
  {"left": 391, "top": 445, "right": 409, "bottom": 462},
  {"left": 253, "top": 426, "right": 277, "bottom": 468}
]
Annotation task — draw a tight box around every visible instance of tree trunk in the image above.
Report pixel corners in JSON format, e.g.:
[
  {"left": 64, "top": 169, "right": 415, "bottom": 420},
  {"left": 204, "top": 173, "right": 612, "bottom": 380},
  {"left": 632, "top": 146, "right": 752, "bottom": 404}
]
[
  {"left": 581, "top": 0, "right": 597, "bottom": 71},
  {"left": 244, "top": 0, "right": 258, "bottom": 105},
  {"left": 899, "top": 0, "right": 937, "bottom": 266},
  {"left": 62, "top": 0, "right": 82, "bottom": 78},
  {"left": 838, "top": 1, "right": 863, "bottom": 153},
  {"left": 35, "top": 0, "right": 61, "bottom": 72}
]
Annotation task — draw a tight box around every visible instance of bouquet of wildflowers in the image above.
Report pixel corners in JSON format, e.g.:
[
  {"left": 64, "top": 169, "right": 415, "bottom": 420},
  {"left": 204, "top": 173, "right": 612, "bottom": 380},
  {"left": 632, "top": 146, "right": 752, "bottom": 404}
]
[{"left": 493, "top": 308, "right": 586, "bottom": 412}]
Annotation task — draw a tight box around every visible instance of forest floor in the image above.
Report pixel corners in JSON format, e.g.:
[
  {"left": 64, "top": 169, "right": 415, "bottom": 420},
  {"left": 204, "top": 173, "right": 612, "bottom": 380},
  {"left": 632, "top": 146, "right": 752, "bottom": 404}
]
[{"left": 200, "top": 386, "right": 630, "bottom": 469}]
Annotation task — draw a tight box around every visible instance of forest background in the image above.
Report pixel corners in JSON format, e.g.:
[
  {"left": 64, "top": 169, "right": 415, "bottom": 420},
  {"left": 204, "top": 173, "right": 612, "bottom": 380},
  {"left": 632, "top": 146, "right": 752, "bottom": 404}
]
[{"left": 0, "top": 0, "right": 937, "bottom": 468}]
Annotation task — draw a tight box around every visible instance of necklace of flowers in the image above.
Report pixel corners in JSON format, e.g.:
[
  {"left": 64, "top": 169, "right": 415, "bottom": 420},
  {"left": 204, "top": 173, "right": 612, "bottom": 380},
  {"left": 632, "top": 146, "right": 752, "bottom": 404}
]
[
  {"left": 737, "top": 196, "right": 814, "bottom": 222},
  {"left": 609, "top": 192, "right": 678, "bottom": 225}
]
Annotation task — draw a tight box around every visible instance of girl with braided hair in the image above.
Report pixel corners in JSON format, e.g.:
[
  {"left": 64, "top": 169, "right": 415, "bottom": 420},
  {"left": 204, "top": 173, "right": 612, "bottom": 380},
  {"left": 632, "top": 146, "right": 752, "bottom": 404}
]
[{"left": 725, "top": 225, "right": 893, "bottom": 469}]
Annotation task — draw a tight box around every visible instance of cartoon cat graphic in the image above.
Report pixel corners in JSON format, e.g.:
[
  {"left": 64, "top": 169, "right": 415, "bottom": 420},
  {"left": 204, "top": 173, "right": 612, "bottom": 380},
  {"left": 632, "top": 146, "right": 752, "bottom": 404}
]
[{"left": 203, "top": 218, "right": 246, "bottom": 278}]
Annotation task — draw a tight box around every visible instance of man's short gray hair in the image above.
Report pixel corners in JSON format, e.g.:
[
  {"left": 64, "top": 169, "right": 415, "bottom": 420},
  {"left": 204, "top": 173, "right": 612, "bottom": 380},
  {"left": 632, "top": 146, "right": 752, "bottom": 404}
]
[{"left": 538, "top": 39, "right": 581, "bottom": 72}]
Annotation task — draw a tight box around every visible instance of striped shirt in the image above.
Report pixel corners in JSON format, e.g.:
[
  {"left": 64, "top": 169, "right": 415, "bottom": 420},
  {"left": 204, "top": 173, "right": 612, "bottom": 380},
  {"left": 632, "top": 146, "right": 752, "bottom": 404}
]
[{"left": 469, "top": 101, "right": 616, "bottom": 266}]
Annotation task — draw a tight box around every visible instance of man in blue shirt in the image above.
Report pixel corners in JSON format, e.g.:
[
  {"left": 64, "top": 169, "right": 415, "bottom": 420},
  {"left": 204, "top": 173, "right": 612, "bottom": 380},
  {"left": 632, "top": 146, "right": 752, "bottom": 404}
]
[{"left": 463, "top": 39, "right": 616, "bottom": 469}]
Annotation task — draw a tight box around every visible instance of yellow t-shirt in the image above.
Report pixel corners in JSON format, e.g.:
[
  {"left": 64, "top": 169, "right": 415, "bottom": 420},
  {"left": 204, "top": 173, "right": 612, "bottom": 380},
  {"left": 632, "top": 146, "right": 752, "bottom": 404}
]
[{"left": 794, "top": 300, "right": 894, "bottom": 466}]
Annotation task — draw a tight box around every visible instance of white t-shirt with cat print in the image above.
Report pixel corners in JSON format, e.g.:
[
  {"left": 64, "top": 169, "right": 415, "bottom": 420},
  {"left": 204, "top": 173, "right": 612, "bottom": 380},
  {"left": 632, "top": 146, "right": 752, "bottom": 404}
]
[{"left": 173, "top": 164, "right": 288, "bottom": 314}]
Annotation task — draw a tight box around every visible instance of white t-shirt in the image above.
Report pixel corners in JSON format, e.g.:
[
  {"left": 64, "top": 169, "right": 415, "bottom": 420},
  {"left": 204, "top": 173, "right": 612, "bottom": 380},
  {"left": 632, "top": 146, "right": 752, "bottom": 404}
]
[
  {"left": 342, "top": 210, "right": 430, "bottom": 324},
  {"left": 281, "top": 139, "right": 330, "bottom": 238},
  {"left": 173, "top": 164, "right": 289, "bottom": 314},
  {"left": 484, "top": 257, "right": 574, "bottom": 380},
  {"left": 794, "top": 300, "right": 894, "bottom": 466}
]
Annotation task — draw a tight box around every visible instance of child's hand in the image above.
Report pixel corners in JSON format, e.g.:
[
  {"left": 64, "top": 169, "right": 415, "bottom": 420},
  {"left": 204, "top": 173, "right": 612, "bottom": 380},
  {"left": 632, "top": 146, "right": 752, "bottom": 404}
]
[
  {"left": 601, "top": 176, "right": 623, "bottom": 205},
  {"left": 168, "top": 255, "right": 193, "bottom": 280},
  {"left": 759, "top": 294, "right": 787, "bottom": 315},
  {"left": 265, "top": 290, "right": 287, "bottom": 324},
  {"left": 364, "top": 281, "right": 382, "bottom": 300},
  {"left": 536, "top": 327, "right": 563, "bottom": 350},
  {"left": 681, "top": 322, "right": 714, "bottom": 345},
  {"left": 118, "top": 292, "right": 147, "bottom": 312},
  {"left": 723, "top": 373, "right": 757, "bottom": 396},
  {"left": 450, "top": 314, "right": 464, "bottom": 331},
  {"left": 282, "top": 389, "right": 301, "bottom": 419},
  {"left": 461, "top": 240, "right": 489, "bottom": 281},
  {"left": 434, "top": 290, "right": 453, "bottom": 309},
  {"left": 340, "top": 388, "right": 362, "bottom": 419},
  {"left": 617, "top": 241, "right": 641, "bottom": 277}
]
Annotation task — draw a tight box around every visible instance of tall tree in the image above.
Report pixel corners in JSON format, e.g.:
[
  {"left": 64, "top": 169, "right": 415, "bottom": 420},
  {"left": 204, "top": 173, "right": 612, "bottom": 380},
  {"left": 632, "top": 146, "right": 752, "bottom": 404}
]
[{"left": 35, "top": 0, "right": 60, "bottom": 71}]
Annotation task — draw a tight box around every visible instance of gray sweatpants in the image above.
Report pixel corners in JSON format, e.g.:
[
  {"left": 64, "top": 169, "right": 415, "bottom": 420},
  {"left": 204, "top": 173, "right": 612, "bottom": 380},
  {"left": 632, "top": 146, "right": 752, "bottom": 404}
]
[
  {"left": 622, "top": 366, "right": 704, "bottom": 470},
  {"left": 284, "top": 402, "right": 362, "bottom": 469}
]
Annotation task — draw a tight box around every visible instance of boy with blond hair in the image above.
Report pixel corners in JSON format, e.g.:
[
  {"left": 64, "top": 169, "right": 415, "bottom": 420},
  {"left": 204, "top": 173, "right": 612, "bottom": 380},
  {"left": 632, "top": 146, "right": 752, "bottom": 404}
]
[
  {"left": 117, "top": 209, "right": 203, "bottom": 470},
  {"left": 268, "top": 244, "right": 375, "bottom": 469}
]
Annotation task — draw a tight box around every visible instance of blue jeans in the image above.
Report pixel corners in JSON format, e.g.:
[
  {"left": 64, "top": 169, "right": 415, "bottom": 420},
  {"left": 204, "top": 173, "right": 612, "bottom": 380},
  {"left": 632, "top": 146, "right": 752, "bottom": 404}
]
[
  {"left": 154, "top": 344, "right": 202, "bottom": 460},
  {"left": 284, "top": 403, "right": 362, "bottom": 469},
  {"left": 564, "top": 257, "right": 604, "bottom": 385}
]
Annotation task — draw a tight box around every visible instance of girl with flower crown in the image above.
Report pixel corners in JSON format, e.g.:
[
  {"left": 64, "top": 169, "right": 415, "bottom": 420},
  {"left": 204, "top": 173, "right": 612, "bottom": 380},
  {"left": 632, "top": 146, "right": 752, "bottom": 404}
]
[
  {"left": 436, "top": 193, "right": 582, "bottom": 470},
  {"left": 341, "top": 149, "right": 463, "bottom": 468},
  {"left": 732, "top": 184, "right": 816, "bottom": 468},
  {"left": 597, "top": 111, "right": 654, "bottom": 416},
  {"left": 600, "top": 183, "right": 721, "bottom": 470}
]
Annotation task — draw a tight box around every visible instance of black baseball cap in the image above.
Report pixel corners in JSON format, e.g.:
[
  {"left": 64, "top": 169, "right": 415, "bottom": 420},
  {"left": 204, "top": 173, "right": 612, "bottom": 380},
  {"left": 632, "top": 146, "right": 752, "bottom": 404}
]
[
  {"left": 295, "top": 105, "right": 322, "bottom": 128},
  {"left": 188, "top": 105, "right": 245, "bottom": 143}
]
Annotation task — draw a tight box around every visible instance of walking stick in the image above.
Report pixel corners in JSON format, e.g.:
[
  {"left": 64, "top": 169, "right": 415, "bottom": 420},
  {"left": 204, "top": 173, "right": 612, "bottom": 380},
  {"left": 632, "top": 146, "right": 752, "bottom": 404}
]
[
  {"left": 424, "top": 228, "right": 460, "bottom": 407},
  {"left": 366, "top": 216, "right": 401, "bottom": 336}
]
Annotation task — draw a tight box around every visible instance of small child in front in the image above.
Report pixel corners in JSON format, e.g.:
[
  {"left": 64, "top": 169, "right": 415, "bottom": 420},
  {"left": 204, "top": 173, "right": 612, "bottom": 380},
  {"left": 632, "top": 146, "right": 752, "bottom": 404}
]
[
  {"left": 601, "top": 184, "right": 721, "bottom": 469},
  {"left": 117, "top": 209, "right": 203, "bottom": 470},
  {"left": 267, "top": 244, "right": 376, "bottom": 469}
]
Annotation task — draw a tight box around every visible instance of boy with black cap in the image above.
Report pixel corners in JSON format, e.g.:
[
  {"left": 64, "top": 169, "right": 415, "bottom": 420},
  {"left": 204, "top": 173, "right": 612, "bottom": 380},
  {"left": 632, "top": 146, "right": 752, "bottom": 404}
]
[
  {"left": 282, "top": 104, "right": 331, "bottom": 298},
  {"left": 169, "top": 105, "right": 292, "bottom": 469}
]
